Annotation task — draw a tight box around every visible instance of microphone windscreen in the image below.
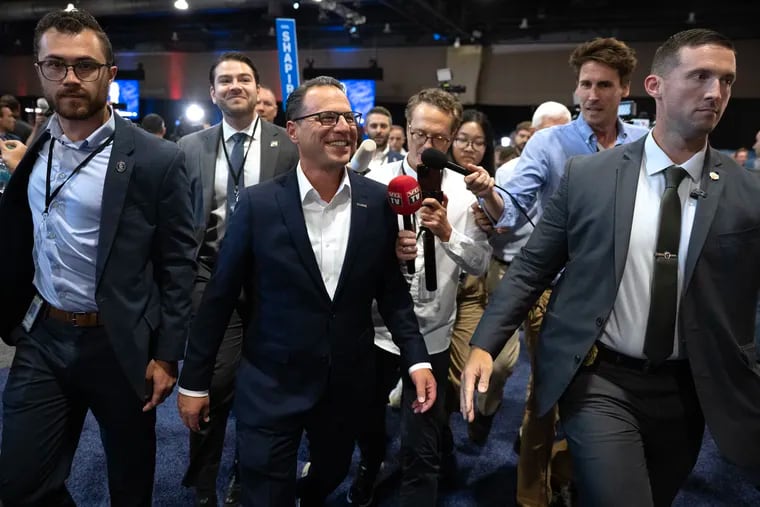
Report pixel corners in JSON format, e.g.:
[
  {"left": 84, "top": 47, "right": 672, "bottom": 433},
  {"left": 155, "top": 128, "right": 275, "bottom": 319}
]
[
  {"left": 420, "top": 148, "right": 449, "bottom": 170},
  {"left": 387, "top": 175, "right": 422, "bottom": 215},
  {"left": 348, "top": 138, "right": 377, "bottom": 172},
  {"left": 37, "top": 97, "right": 49, "bottom": 111}
]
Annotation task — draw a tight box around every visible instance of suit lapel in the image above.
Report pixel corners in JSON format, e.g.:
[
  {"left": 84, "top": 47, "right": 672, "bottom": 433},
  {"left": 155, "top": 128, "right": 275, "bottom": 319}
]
[
  {"left": 275, "top": 170, "right": 331, "bottom": 301},
  {"left": 333, "top": 171, "right": 369, "bottom": 302},
  {"left": 201, "top": 125, "right": 221, "bottom": 222},
  {"left": 683, "top": 148, "right": 724, "bottom": 292},
  {"left": 614, "top": 139, "right": 645, "bottom": 284},
  {"left": 95, "top": 115, "right": 134, "bottom": 287},
  {"left": 259, "top": 121, "right": 280, "bottom": 182}
]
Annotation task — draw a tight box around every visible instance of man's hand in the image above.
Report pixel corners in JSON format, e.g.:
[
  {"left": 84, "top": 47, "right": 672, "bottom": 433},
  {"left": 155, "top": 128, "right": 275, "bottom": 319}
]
[
  {"left": 460, "top": 346, "right": 494, "bottom": 422},
  {"left": 178, "top": 393, "right": 211, "bottom": 432},
  {"left": 142, "top": 359, "right": 177, "bottom": 412},
  {"left": 396, "top": 229, "right": 417, "bottom": 262},
  {"left": 409, "top": 368, "right": 437, "bottom": 413},
  {"left": 419, "top": 196, "right": 451, "bottom": 242},
  {"left": 0, "top": 140, "right": 27, "bottom": 173},
  {"left": 471, "top": 202, "right": 494, "bottom": 235},
  {"left": 463, "top": 164, "right": 493, "bottom": 198}
]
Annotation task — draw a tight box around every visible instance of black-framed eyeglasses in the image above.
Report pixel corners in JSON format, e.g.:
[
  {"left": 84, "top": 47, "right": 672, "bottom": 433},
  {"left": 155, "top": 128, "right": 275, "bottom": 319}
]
[
  {"left": 35, "top": 59, "right": 111, "bottom": 82},
  {"left": 408, "top": 128, "right": 451, "bottom": 148},
  {"left": 453, "top": 137, "right": 487, "bottom": 150},
  {"left": 292, "top": 111, "right": 362, "bottom": 126}
]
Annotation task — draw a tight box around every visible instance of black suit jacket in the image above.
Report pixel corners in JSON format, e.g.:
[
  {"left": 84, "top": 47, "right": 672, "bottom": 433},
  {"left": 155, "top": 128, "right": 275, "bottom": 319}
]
[
  {"left": 473, "top": 137, "right": 760, "bottom": 467},
  {"left": 0, "top": 113, "right": 197, "bottom": 398},
  {"left": 179, "top": 168, "right": 429, "bottom": 427},
  {"left": 177, "top": 120, "right": 299, "bottom": 247}
]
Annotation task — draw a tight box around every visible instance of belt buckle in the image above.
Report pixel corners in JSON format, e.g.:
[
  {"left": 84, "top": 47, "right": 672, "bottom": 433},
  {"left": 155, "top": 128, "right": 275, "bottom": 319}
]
[
  {"left": 583, "top": 344, "right": 598, "bottom": 367},
  {"left": 71, "top": 312, "right": 91, "bottom": 327}
]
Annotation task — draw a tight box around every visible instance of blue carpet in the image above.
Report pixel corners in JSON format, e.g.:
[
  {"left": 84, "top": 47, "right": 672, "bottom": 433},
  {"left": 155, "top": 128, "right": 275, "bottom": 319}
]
[{"left": 1, "top": 342, "right": 758, "bottom": 506}]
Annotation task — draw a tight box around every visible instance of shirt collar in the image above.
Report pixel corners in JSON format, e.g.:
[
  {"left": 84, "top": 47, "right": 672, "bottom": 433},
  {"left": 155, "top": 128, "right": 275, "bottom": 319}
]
[
  {"left": 573, "top": 114, "right": 634, "bottom": 150},
  {"left": 48, "top": 106, "right": 116, "bottom": 150},
  {"left": 296, "top": 162, "right": 352, "bottom": 205},
  {"left": 222, "top": 114, "right": 259, "bottom": 142},
  {"left": 643, "top": 131, "right": 706, "bottom": 183}
]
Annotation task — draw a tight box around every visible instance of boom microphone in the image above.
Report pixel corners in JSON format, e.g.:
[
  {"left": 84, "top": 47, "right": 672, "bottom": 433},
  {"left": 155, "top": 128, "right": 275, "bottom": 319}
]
[
  {"left": 348, "top": 138, "right": 377, "bottom": 174},
  {"left": 420, "top": 147, "right": 535, "bottom": 228},
  {"left": 387, "top": 175, "right": 422, "bottom": 274}
]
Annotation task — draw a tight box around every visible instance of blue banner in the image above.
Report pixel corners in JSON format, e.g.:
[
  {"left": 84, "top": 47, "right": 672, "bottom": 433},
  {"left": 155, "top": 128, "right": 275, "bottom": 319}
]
[{"left": 275, "top": 18, "right": 300, "bottom": 110}]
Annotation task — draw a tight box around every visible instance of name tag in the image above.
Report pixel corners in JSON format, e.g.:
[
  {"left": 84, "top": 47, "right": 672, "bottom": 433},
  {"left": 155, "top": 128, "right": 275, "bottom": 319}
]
[{"left": 22, "top": 295, "right": 44, "bottom": 332}]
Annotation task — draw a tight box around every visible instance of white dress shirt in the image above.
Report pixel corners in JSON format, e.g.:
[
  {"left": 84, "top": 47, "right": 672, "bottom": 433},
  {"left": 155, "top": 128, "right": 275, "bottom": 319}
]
[
  {"left": 210, "top": 117, "right": 263, "bottom": 226},
  {"left": 601, "top": 132, "right": 705, "bottom": 359},
  {"left": 367, "top": 157, "right": 492, "bottom": 356}
]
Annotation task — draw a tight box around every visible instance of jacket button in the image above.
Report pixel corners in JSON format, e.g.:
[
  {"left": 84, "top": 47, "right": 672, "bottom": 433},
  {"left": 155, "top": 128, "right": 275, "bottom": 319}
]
[
  {"left": 574, "top": 355, "right": 581, "bottom": 363},
  {"left": 595, "top": 317, "right": 604, "bottom": 327}
]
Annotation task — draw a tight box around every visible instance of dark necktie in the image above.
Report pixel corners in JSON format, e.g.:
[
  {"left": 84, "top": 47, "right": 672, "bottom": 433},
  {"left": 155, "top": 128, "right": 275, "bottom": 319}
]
[
  {"left": 227, "top": 132, "right": 247, "bottom": 215},
  {"left": 643, "top": 165, "right": 689, "bottom": 365}
]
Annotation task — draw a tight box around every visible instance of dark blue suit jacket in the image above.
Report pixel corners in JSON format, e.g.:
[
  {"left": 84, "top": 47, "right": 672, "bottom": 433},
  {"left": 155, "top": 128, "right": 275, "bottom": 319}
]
[
  {"left": 0, "top": 113, "right": 198, "bottom": 398},
  {"left": 179, "top": 168, "right": 428, "bottom": 427}
]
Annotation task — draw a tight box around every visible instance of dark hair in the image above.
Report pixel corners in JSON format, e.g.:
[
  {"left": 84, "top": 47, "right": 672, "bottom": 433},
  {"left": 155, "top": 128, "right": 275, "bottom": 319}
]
[
  {"left": 569, "top": 37, "right": 637, "bottom": 86},
  {"left": 285, "top": 76, "right": 345, "bottom": 121},
  {"left": 141, "top": 113, "right": 165, "bottom": 134},
  {"left": 209, "top": 52, "right": 260, "bottom": 86},
  {"left": 514, "top": 120, "right": 532, "bottom": 133},
  {"left": 651, "top": 29, "right": 735, "bottom": 76},
  {"left": 0, "top": 95, "right": 20, "bottom": 114},
  {"left": 405, "top": 88, "right": 463, "bottom": 134},
  {"left": 495, "top": 145, "right": 519, "bottom": 166},
  {"left": 367, "top": 106, "right": 392, "bottom": 122},
  {"left": 34, "top": 9, "right": 114, "bottom": 64},
  {"left": 449, "top": 109, "right": 496, "bottom": 176}
]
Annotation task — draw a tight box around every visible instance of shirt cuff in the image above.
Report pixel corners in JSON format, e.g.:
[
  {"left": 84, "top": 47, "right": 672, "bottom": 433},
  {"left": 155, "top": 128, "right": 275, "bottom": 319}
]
[
  {"left": 408, "top": 362, "right": 432, "bottom": 374},
  {"left": 178, "top": 387, "right": 209, "bottom": 397}
]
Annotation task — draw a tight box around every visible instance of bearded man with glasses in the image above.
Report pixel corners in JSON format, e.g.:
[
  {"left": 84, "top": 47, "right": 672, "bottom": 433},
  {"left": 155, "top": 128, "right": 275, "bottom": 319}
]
[{"left": 178, "top": 76, "right": 436, "bottom": 507}]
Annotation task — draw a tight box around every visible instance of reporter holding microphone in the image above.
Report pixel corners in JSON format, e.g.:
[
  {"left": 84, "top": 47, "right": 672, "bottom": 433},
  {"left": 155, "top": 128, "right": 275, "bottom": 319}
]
[{"left": 347, "top": 89, "right": 491, "bottom": 507}]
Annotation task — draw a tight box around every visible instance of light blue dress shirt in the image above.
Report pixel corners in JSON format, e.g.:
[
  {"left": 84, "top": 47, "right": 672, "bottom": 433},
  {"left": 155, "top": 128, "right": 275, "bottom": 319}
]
[
  {"left": 28, "top": 111, "right": 116, "bottom": 312},
  {"left": 491, "top": 115, "right": 649, "bottom": 229}
]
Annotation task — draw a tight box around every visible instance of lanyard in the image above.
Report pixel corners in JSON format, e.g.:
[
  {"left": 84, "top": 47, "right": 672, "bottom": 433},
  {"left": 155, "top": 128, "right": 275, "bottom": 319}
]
[
  {"left": 219, "top": 116, "right": 259, "bottom": 201},
  {"left": 45, "top": 133, "right": 115, "bottom": 215}
]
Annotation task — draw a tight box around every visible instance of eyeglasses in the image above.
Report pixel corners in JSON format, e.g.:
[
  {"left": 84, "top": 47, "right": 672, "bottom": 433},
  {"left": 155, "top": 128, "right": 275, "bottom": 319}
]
[
  {"left": 453, "top": 137, "right": 487, "bottom": 150},
  {"left": 408, "top": 128, "right": 451, "bottom": 149},
  {"left": 292, "top": 111, "right": 362, "bottom": 126},
  {"left": 36, "top": 59, "right": 111, "bottom": 82}
]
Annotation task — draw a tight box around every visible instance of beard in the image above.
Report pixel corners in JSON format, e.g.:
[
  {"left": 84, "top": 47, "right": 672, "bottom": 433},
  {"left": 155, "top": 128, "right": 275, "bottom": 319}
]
[{"left": 49, "top": 85, "right": 108, "bottom": 121}]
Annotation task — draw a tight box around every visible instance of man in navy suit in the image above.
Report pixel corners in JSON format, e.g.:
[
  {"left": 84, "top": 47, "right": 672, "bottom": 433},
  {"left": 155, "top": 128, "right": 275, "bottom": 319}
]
[
  {"left": 0, "top": 9, "right": 196, "bottom": 506},
  {"left": 462, "top": 29, "right": 760, "bottom": 505},
  {"left": 177, "top": 76, "right": 437, "bottom": 507}
]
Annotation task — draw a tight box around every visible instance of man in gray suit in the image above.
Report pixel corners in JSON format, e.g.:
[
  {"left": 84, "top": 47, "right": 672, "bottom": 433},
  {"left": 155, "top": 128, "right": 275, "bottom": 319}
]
[
  {"left": 177, "top": 51, "right": 299, "bottom": 505},
  {"left": 462, "top": 29, "right": 760, "bottom": 506}
]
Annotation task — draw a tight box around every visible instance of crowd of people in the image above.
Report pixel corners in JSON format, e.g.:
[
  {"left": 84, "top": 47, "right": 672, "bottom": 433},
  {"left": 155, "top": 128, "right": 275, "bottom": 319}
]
[{"left": 1, "top": 6, "right": 759, "bottom": 507}]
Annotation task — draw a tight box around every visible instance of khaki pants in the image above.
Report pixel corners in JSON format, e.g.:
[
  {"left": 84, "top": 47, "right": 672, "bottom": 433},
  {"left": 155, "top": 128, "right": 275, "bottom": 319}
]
[
  {"left": 517, "top": 288, "right": 573, "bottom": 507},
  {"left": 447, "top": 265, "right": 520, "bottom": 416}
]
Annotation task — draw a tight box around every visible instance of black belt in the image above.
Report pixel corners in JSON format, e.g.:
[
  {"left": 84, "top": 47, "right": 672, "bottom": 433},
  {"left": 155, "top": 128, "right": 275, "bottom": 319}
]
[{"left": 585, "top": 341, "right": 688, "bottom": 374}]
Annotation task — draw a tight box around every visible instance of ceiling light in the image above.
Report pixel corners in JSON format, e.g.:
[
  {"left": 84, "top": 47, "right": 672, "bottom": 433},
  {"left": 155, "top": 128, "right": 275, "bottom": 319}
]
[
  {"left": 293, "top": 1, "right": 300, "bottom": 9},
  {"left": 171, "top": 31, "right": 179, "bottom": 41},
  {"left": 453, "top": 37, "right": 461, "bottom": 48},
  {"left": 383, "top": 22, "right": 391, "bottom": 34},
  {"left": 64, "top": 3, "right": 76, "bottom": 11},
  {"left": 174, "top": 0, "right": 189, "bottom": 10},
  {"left": 349, "top": 25, "right": 358, "bottom": 34},
  {"left": 686, "top": 11, "right": 696, "bottom": 24},
  {"left": 519, "top": 18, "right": 529, "bottom": 29}
]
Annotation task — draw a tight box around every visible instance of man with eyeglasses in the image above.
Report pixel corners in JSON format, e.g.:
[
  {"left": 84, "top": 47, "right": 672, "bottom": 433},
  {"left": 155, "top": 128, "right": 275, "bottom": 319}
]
[
  {"left": 175, "top": 51, "right": 298, "bottom": 507},
  {"left": 347, "top": 88, "right": 491, "bottom": 507},
  {"left": 178, "top": 75, "right": 436, "bottom": 507},
  {"left": 0, "top": 8, "right": 197, "bottom": 505}
]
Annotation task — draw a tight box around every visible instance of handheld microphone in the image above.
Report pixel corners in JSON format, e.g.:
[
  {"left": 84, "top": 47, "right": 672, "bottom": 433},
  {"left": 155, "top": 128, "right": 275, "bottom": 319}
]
[
  {"left": 420, "top": 148, "right": 535, "bottom": 228},
  {"left": 387, "top": 175, "right": 422, "bottom": 275},
  {"left": 348, "top": 139, "right": 377, "bottom": 174},
  {"left": 689, "top": 189, "right": 707, "bottom": 199}
]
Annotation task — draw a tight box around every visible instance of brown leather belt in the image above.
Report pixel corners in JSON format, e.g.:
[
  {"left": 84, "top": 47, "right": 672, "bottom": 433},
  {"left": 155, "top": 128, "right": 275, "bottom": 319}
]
[{"left": 45, "top": 306, "right": 102, "bottom": 327}]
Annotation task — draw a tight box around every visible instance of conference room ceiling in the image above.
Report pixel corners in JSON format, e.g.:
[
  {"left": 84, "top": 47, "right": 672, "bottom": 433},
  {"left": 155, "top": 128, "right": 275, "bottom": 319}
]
[{"left": 1, "top": 0, "right": 758, "bottom": 55}]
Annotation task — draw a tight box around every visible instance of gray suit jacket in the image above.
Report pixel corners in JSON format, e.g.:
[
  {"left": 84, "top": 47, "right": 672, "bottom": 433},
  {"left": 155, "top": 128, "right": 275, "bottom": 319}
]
[
  {"left": 178, "top": 120, "right": 299, "bottom": 247},
  {"left": 473, "top": 136, "right": 760, "bottom": 467}
]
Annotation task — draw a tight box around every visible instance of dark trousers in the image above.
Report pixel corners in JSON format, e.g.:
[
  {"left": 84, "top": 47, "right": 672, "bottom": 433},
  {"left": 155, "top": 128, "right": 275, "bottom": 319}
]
[
  {"left": 236, "top": 380, "right": 357, "bottom": 507},
  {"left": 559, "top": 359, "right": 704, "bottom": 507},
  {"left": 356, "top": 346, "right": 402, "bottom": 475},
  {"left": 399, "top": 348, "right": 450, "bottom": 507},
  {"left": 0, "top": 318, "right": 156, "bottom": 506},
  {"left": 183, "top": 262, "right": 245, "bottom": 494}
]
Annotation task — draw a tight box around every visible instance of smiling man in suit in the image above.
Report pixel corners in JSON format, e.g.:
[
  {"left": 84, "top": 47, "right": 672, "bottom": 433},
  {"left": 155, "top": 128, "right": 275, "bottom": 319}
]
[
  {"left": 178, "top": 76, "right": 436, "bottom": 507},
  {"left": 463, "top": 28, "right": 760, "bottom": 506},
  {"left": 0, "top": 8, "right": 196, "bottom": 506},
  {"left": 177, "top": 51, "right": 298, "bottom": 506}
]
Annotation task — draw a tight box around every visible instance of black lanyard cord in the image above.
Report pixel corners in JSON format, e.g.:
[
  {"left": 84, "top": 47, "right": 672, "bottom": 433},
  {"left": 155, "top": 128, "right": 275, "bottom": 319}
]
[
  {"left": 219, "top": 115, "right": 259, "bottom": 190},
  {"left": 45, "top": 133, "right": 115, "bottom": 215}
]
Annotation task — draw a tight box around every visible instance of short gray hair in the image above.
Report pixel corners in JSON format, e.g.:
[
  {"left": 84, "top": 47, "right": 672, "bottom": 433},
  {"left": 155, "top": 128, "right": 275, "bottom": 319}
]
[{"left": 531, "top": 101, "right": 572, "bottom": 129}]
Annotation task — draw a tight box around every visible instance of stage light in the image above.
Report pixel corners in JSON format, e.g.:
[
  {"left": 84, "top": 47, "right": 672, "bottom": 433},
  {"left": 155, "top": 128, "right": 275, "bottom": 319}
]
[
  {"left": 65, "top": 3, "right": 76, "bottom": 12},
  {"left": 185, "top": 103, "right": 205, "bottom": 123},
  {"left": 174, "top": 0, "right": 189, "bottom": 10},
  {"left": 293, "top": 1, "right": 300, "bottom": 9},
  {"left": 453, "top": 37, "right": 461, "bottom": 48}
]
